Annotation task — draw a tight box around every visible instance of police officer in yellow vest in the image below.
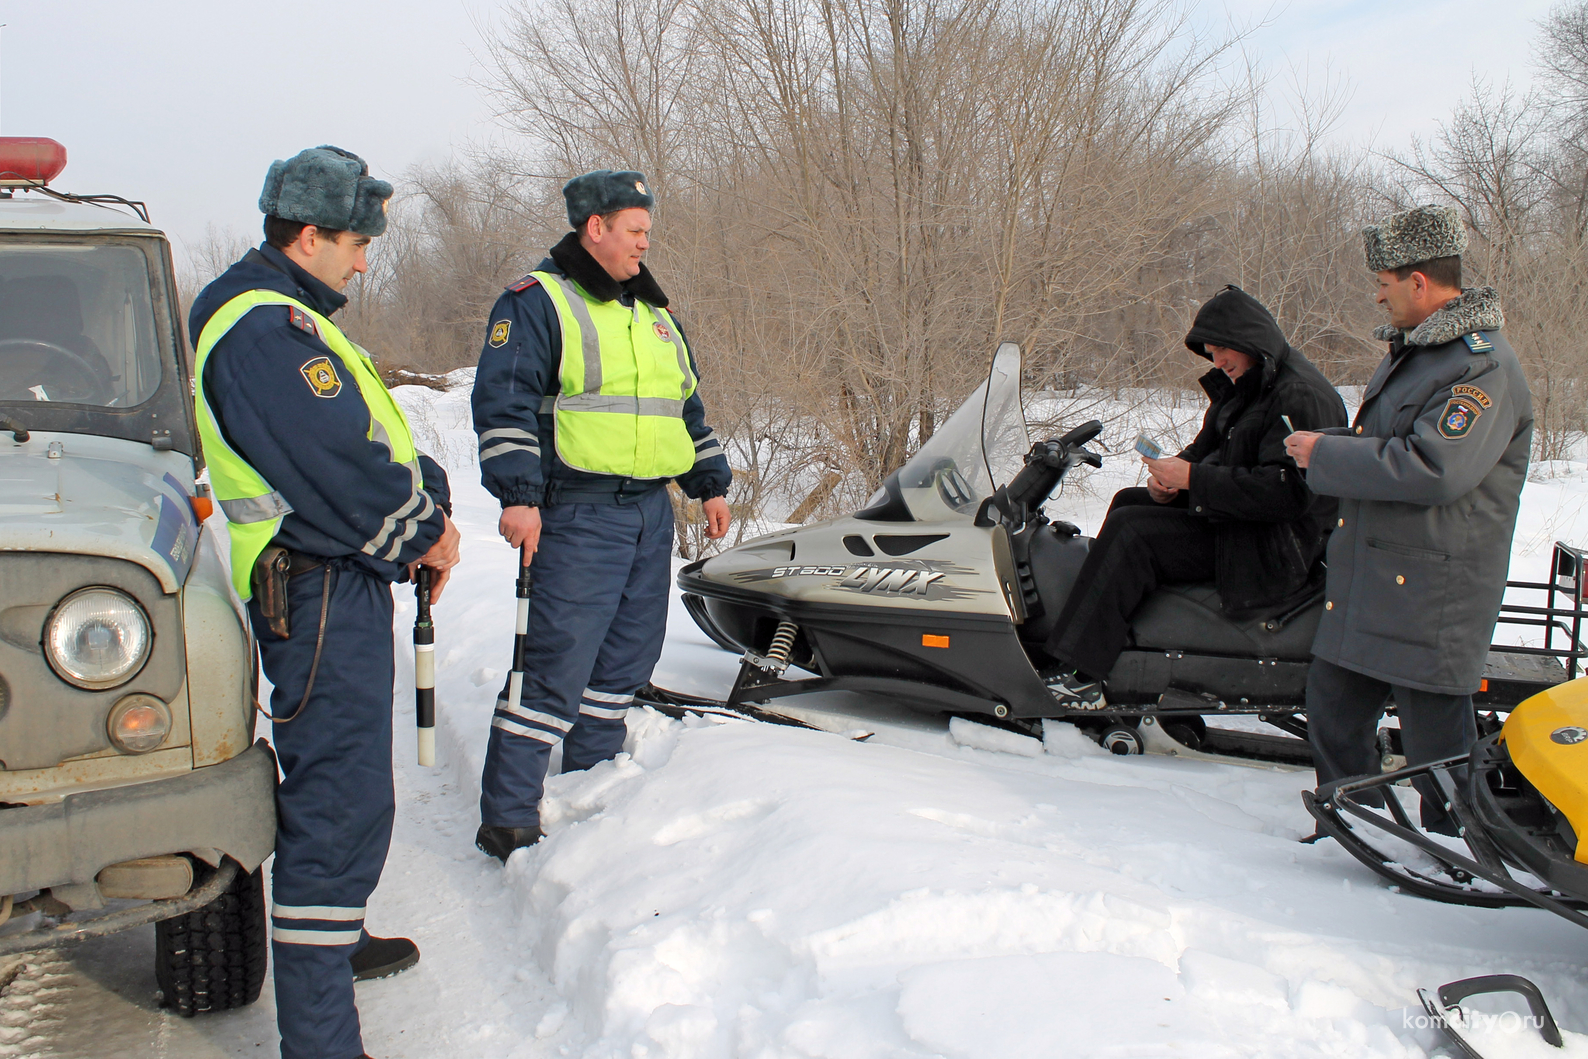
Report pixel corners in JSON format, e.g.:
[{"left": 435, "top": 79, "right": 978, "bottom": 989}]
[
  {"left": 189, "top": 145, "right": 461, "bottom": 1059},
  {"left": 472, "top": 170, "right": 731, "bottom": 861}
]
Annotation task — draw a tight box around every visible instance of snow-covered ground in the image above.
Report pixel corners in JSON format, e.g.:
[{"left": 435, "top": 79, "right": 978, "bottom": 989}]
[{"left": 7, "top": 378, "right": 1588, "bottom": 1059}]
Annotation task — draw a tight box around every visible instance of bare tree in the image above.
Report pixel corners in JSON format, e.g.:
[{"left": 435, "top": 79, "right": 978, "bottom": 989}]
[{"left": 176, "top": 224, "right": 256, "bottom": 322}]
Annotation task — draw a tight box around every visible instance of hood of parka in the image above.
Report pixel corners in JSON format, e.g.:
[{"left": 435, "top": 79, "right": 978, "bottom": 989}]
[{"left": 1184, "top": 285, "right": 1292, "bottom": 394}]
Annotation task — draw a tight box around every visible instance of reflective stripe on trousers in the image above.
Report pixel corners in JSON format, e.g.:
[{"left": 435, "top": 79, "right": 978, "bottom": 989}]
[
  {"left": 479, "top": 488, "right": 674, "bottom": 828},
  {"left": 250, "top": 564, "right": 396, "bottom": 1059}
]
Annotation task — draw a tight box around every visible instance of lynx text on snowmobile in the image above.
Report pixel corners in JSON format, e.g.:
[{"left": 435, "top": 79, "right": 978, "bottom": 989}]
[{"left": 671, "top": 344, "right": 1581, "bottom": 764}]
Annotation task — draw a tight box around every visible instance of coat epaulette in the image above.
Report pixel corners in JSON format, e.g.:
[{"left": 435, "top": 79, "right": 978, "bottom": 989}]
[
  {"left": 287, "top": 305, "right": 320, "bottom": 337},
  {"left": 507, "top": 274, "right": 540, "bottom": 293},
  {"left": 1461, "top": 331, "right": 1495, "bottom": 354}
]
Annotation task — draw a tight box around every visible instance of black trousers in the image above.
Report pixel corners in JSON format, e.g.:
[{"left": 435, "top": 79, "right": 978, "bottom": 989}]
[
  {"left": 1044, "top": 487, "right": 1216, "bottom": 679},
  {"left": 1306, "top": 656, "right": 1476, "bottom": 832}
]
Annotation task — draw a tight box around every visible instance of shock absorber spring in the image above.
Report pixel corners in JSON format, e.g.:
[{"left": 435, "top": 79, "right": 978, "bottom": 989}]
[{"left": 763, "top": 620, "right": 799, "bottom": 672}]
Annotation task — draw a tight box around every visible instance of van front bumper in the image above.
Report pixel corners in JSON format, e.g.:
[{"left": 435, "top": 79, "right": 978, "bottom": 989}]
[{"left": 0, "top": 740, "right": 276, "bottom": 898}]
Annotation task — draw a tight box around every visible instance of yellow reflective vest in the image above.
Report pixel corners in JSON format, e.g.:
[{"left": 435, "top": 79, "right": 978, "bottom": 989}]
[
  {"left": 192, "top": 290, "right": 424, "bottom": 599},
  {"left": 533, "top": 270, "right": 698, "bottom": 478}
]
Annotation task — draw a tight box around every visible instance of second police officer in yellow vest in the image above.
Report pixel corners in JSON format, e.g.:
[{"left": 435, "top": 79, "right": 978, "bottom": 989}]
[{"left": 471, "top": 171, "right": 732, "bottom": 860}]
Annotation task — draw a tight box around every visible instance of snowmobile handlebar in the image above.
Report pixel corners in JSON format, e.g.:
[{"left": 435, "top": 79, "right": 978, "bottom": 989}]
[
  {"left": 1057, "top": 419, "right": 1103, "bottom": 448},
  {"left": 974, "top": 425, "right": 1104, "bottom": 528}
]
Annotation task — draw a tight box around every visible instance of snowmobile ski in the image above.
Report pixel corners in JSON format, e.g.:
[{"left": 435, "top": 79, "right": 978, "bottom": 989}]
[
  {"left": 635, "top": 683, "right": 874, "bottom": 741},
  {"left": 1417, "top": 975, "right": 1565, "bottom": 1059}
]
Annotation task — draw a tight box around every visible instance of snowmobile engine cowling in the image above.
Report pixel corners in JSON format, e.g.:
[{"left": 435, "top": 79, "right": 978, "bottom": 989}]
[{"left": 1501, "top": 678, "right": 1588, "bottom": 864}]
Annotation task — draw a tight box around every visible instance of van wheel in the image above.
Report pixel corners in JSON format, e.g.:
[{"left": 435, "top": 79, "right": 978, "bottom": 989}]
[{"left": 155, "top": 860, "right": 268, "bottom": 1017}]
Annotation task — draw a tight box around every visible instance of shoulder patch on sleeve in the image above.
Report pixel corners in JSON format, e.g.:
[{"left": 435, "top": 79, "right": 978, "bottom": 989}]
[
  {"left": 287, "top": 306, "right": 320, "bottom": 337},
  {"left": 1438, "top": 396, "right": 1483, "bottom": 440},
  {"left": 507, "top": 274, "right": 540, "bottom": 292},
  {"left": 299, "top": 356, "right": 343, "bottom": 399},
  {"left": 1451, "top": 383, "right": 1493, "bottom": 408},
  {"left": 489, "top": 319, "right": 512, "bottom": 348},
  {"left": 1461, "top": 331, "right": 1495, "bottom": 353}
]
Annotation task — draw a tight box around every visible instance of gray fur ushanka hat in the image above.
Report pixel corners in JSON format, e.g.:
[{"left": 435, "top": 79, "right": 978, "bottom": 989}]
[
  {"left": 564, "top": 169, "right": 654, "bottom": 229},
  {"left": 258, "top": 145, "right": 392, "bottom": 237},
  {"left": 1362, "top": 205, "right": 1467, "bottom": 272}
]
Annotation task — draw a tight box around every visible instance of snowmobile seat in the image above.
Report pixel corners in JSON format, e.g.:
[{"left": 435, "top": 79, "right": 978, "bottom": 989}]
[{"left": 1128, "top": 583, "right": 1322, "bottom": 661}]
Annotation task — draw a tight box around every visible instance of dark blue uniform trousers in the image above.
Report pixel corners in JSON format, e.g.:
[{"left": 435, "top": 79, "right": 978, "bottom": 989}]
[
  {"left": 480, "top": 487, "right": 674, "bottom": 829},
  {"left": 1306, "top": 656, "right": 1478, "bottom": 833},
  {"left": 249, "top": 563, "right": 396, "bottom": 1059}
]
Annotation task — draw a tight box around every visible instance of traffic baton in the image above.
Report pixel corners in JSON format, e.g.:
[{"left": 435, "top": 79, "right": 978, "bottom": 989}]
[
  {"left": 414, "top": 567, "right": 436, "bottom": 767},
  {"left": 507, "top": 547, "right": 532, "bottom": 710}
]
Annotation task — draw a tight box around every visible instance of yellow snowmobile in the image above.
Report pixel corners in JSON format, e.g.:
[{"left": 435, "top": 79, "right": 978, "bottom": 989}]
[
  {"left": 1306, "top": 678, "right": 1588, "bottom": 1057},
  {"left": 1305, "top": 677, "right": 1588, "bottom": 924}
]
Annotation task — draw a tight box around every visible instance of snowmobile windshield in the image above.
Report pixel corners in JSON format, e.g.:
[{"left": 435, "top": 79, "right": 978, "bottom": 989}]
[{"left": 890, "top": 343, "right": 1028, "bottom": 521}]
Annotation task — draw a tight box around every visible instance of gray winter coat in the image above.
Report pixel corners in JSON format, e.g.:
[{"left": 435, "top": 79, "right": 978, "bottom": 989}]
[{"left": 1306, "top": 287, "right": 1533, "bottom": 695}]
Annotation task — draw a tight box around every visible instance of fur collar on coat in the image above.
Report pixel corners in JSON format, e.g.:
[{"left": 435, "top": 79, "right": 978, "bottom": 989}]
[
  {"left": 1373, "top": 285, "right": 1504, "bottom": 346},
  {"left": 548, "top": 230, "right": 670, "bottom": 307}
]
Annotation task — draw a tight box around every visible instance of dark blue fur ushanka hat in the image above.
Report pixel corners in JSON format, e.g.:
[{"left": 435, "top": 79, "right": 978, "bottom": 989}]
[
  {"left": 563, "top": 169, "right": 654, "bottom": 229},
  {"left": 258, "top": 145, "right": 393, "bottom": 237}
]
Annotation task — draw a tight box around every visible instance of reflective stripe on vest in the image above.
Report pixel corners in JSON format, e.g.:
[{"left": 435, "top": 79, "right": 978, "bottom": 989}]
[
  {"left": 193, "top": 290, "right": 427, "bottom": 600},
  {"left": 533, "top": 270, "right": 698, "bottom": 479}
]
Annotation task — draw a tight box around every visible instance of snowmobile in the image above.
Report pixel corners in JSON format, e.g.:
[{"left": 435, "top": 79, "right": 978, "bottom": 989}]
[{"left": 670, "top": 343, "right": 1582, "bottom": 763}]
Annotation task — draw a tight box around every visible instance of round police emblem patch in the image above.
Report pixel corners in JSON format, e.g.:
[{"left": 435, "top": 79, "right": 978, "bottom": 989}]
[
  {"left": 1551, "top": 726, "right": 1588, "bottom": 745},
  {"left": 299, "top": 357, "right": 342, "bottom": 398},
  {"left": 653, "top": 321, "right": 672, "bottom": 341}
]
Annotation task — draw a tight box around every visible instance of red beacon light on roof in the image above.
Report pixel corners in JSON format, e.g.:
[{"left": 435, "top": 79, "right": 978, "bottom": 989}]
[{"left": 0, "top": 137, "right": 68, "bottom": 187}]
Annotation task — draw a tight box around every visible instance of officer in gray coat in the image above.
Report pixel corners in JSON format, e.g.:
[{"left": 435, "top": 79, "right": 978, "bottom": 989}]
[{"left": 1286, "top": 204, "right": 1533, "bottom": 833}]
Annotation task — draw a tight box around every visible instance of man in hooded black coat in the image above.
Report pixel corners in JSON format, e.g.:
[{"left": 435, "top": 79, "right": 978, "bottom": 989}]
[{"left": 1042, "top": 286, "right": 1348, "bottom": 703}]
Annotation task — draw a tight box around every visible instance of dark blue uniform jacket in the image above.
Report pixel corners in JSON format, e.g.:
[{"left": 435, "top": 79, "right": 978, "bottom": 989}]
[
  {"left": 188, "top": 244, "right": 450, "bottom": 582},
  {"left": 471, "top": 232, "right": 731, "bottom": 507}
]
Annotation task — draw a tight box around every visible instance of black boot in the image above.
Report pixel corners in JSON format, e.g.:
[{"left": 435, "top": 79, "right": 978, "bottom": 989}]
[
  {"left": 350, "top": 935, "right": 420, "bottom": 981},
  {"left": 1044, "top": 668, "right": 1105, "bottom": 707},
  {"left": 475, "top": 823, "right": 544, "bottom": 863}
]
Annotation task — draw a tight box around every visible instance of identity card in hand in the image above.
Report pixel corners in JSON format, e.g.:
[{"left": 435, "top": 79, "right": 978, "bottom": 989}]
[{"left": 1134, "top": 433, "right": 1164, "bottom": 460}]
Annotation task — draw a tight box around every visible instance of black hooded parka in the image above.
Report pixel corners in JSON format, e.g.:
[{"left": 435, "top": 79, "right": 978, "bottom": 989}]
[{"left": 1177, "top": 286, "right": 1349, "bottom": 617}]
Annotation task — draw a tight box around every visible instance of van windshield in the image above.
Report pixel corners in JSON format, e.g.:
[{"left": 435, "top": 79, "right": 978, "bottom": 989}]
[{"left": 0, "top": 243, "right": 163, "bottom": 408}]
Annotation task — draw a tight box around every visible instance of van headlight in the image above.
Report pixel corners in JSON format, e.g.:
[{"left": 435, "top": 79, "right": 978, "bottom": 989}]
[
  {"left": 44, "top": 587, "right": 152, "bottom": 690},
  {"left": 107, "top": 694, "right": 171, "bottom": 754}
]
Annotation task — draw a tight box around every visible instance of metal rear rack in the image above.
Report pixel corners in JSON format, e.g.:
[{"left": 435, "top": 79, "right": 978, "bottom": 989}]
[{"left": 1487, "top": 541, "right": 1588, "bottom": 689}]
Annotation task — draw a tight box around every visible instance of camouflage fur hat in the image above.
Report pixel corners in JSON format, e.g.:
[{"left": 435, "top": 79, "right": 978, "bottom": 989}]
[
  {"left": 1362, "top": 205, "right": 1467, "bottom": 273},
  {"left": 258, "top": 146, "right": 392, "bottom": 238},
  {"left": 563, "top": 169, "right": 654, "bottom": 230}
]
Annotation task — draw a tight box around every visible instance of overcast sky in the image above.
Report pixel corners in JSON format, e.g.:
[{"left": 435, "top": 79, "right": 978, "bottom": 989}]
[{"left": 0, "top": 0, "right": 1559, "bottom": 257}]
